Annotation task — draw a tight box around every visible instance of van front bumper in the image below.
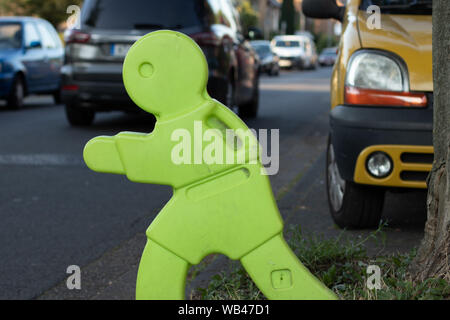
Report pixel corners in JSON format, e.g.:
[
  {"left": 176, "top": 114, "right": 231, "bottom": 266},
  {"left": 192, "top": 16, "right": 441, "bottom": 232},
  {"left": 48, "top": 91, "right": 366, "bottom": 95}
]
[{"left": 330, "top": 105, "right": 433, "bottom": 189}]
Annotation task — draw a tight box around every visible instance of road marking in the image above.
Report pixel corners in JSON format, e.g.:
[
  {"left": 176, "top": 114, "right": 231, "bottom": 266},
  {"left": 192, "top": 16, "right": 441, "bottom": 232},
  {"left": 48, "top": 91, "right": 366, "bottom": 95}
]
[
  {"left": 260, "top": 83, "right": 330, "bottom": 92},
  {"left": 0, "top": 154, "right": 84, "bottom": 166}
]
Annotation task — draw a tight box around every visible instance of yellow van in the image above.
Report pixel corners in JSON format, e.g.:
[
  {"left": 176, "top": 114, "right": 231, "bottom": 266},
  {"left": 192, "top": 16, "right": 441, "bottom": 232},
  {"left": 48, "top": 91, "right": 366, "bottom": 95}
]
[{"left": 302, "top": 0, "right": 433, "bottom": 229}]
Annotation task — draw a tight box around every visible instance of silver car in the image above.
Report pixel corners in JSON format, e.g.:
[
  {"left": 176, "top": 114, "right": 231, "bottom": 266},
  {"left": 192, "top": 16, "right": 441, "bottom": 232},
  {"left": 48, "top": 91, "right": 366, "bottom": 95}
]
[{"left": 271, "top": 35, "right": 318, "bottom": 70}]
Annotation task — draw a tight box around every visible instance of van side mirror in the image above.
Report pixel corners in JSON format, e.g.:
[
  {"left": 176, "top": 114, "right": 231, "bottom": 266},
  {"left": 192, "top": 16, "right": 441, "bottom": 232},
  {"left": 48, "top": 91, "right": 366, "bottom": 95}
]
[{"left": 302, "top": 0, "right": 345, "bottom": 22}]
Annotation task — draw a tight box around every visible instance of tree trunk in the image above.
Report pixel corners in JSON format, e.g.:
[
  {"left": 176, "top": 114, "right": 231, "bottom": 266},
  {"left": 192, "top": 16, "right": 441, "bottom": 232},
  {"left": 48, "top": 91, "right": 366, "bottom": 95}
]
[{"left": 410, "top": 0, "right": 450, "bottom": 281}]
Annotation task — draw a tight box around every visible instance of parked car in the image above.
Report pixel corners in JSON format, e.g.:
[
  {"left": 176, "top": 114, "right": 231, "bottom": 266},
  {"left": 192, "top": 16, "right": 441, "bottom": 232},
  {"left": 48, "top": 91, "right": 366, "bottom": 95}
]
[
  {"left": 318, "top": 47, "right": 337, "bottom": 66},
  {"left": 0, "top": 17, "right": 63, "bottom": 109},
  {"left": 303, "top": 0, "right": 433, "bottom": 229},
  {"left": 61, "top": 0, "right": 260, "bottom": 126},
  {"left": 271, "top": 35, "right": 318, "bottom": 70},
  {"left": 250, "top": 40, "right": 279, "bottom": 76}
]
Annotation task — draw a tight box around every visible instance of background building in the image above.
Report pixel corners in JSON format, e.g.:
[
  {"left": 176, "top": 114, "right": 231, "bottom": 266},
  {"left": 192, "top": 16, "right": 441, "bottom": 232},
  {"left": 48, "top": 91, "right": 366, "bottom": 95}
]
[{"left": 250, "top": 0, "right": 282, "bottom": 39}]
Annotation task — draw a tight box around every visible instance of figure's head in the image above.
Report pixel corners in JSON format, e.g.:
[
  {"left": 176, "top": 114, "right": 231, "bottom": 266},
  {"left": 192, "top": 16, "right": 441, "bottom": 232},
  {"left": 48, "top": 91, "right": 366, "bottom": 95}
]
[{"left": 123, "top": 30, "right": 209, "bottom": 119}]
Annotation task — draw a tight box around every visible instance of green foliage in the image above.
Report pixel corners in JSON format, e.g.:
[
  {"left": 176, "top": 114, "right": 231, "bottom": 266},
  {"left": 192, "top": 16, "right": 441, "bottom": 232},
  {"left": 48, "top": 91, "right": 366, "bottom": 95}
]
[
  {"left": 0, "top": 0, "right": 83, "bottom": 27},
  {"left": 237, "top": 0, "right": 259, "bottom": 34},
  {"left": 316, "top": 33, "right": 339, "bottom": 53},
  {"left": 279, "top": 0, "right": 297, "bottom": 34},
  {"left": 194, "top": 224, "right": 450, "bottom": 300},
  {"left": 196, "top": 263, "right": 263, "bottom": 300}
]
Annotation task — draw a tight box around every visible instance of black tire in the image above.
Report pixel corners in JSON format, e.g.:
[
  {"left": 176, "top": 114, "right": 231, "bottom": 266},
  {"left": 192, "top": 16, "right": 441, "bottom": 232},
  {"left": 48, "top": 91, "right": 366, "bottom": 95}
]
[
  {"left": 53, "top": 88, "right": 62, "bottom": 105},
  {"left": 270, "top": 64, "right": 280, "bottom": 76},
  {"left": 238, "top": 75, "right": 259, "bottom": 119},
  {"left": 65, "top": 103, "right": 95, "bottom": 126},
  {"left": 326, "top": 138, "right": 385, "bottom": 229},
  {"left": 7, "top": 75, "right": 25, "bottom": 110},
  {"left": 297, "top": 59, "right": 305, "bottom": 70}
]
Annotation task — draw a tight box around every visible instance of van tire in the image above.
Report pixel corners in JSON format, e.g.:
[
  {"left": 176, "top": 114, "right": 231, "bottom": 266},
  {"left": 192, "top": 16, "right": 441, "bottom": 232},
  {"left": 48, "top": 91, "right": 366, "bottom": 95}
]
[{"left": 326, "top": 138, "right": 385, "bottom": 229}]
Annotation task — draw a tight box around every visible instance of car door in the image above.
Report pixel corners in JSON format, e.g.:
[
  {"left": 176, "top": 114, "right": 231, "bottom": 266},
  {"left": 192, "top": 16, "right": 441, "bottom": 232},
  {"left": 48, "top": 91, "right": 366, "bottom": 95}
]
[
  {"left": 21, "top": 21, "right": 47, "bottom": 93},
  {"left": 36, "top": 21, "right": 63, "bottom": 91}
]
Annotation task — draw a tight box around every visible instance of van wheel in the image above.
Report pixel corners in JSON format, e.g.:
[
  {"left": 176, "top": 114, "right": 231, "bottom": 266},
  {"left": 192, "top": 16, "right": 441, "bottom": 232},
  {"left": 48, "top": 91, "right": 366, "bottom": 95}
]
[
  {"left": 65, "top": 103, "right": 95, "bottom": 126},
  {"left": 8, "top": 76, "right": 25, "bottom": 109},
  {"left": 326, "top": 138, "right": 385, "bottom": 229},
  {"left": 238, "top": 76, "right": 259, "bottom": 118}
]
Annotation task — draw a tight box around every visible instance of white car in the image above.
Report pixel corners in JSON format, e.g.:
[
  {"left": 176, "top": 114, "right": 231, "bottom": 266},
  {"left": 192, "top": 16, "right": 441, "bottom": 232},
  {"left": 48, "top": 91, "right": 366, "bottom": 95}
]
[{"left": 271, "top": 35, "right": 318, "bottom": 70}]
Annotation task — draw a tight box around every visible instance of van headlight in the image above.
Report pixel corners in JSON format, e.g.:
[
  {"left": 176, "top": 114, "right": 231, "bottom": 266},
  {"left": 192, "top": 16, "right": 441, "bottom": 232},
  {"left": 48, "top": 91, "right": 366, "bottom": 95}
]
[
  {"left": 345, "top": 51, "right": 427, "bottom": 107},
  {"left": 347, "top": 52, "right": 404, "bottom": 91}
]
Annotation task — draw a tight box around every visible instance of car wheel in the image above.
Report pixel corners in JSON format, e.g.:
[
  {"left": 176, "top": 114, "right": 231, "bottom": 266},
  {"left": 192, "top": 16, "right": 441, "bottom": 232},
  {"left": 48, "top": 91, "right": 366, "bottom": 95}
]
[
  {"left": 238, "top": 75, "right": 259, "bottom": 119},
  {"left": 7, "top": 76, "right": 25, "bottom": 110},
  {"left": 53, "top": 88, "right": 62, "bottom": 105},
  {"left": 270, "top": 64, "right": 280, "bottom": 76},
  {"left": 65, "top": 103, "right": 95, "bottom": 126},
  {"left": 223, "top": 78, "right": 238, "bottom": 113},
  {"left": 326, "top": 137, "right": 385, "bottom": 229}
]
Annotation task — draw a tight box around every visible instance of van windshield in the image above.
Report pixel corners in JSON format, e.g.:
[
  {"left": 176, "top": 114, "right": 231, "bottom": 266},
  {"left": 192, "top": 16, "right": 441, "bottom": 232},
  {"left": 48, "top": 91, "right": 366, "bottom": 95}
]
[
  {"left": 81, "top": 0, "right": 204, "bottom": 30},
  {"left": 362, "top": 0, "right": 432, "bottom": 15}
]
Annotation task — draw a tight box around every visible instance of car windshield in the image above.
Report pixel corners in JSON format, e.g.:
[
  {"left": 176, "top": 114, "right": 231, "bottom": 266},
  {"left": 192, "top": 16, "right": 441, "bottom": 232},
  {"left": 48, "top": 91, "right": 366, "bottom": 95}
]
[
  {"left": 253, "top": 45, "right": 271, "bottom": 56},
  {"left": 363, "top": 0, "right": 432, "bottom": 14},
  {"left": 322, "top": 49, "right": 336, "bottom": 55},
  {"left": 275, "top": 40, "right": 301, "bottom": 48},
  {"left": 81, "top": 0, "right": 204, "bottom": 30},
  {"left": 0, "top": 23, "right": 22, "bottom": 50}
]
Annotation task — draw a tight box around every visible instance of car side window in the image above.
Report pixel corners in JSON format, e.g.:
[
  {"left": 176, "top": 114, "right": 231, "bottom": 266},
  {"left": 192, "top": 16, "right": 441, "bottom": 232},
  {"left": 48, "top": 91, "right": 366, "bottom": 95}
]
[
  {"left": 24, "top": 22, "right": 41, "bottom": 48},
  {"left": 44, "top": 22, "right": 62, "bottom": 48},
  {"left": 36, "top": 22, "right": 57, "bottom": 49}
]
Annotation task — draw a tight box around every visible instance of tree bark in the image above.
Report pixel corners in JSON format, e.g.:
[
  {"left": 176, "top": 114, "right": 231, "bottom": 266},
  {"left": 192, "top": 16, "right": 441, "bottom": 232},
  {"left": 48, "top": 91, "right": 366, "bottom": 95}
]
[{"left": 410, "top": 0, "right": 450, "bottom": 281}]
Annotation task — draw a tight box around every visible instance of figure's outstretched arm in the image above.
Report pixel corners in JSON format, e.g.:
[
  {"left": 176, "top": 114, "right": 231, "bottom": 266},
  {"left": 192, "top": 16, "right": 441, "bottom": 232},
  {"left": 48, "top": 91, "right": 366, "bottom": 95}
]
[{"left": 83, "top": 136, "right": 125, "bottom": 175}]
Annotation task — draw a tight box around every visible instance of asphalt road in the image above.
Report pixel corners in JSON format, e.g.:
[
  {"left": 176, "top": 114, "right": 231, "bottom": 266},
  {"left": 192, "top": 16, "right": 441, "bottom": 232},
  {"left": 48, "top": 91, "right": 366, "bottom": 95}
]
[{"left": 0, "top": 68, "right": 427, "bottom": 300}]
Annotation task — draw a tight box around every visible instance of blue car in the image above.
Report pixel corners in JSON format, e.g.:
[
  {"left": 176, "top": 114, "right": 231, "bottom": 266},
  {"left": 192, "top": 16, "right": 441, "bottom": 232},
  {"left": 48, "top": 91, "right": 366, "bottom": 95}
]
[{"left": 0, "top": 17, "right": 63, "bottom": 109}]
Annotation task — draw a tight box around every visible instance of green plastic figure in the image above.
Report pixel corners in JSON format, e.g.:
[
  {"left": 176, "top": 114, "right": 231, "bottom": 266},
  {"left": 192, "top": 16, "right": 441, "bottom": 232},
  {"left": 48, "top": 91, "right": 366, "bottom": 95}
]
[{"left": 83, "top": 30, "right": 336, "bottom": 300}]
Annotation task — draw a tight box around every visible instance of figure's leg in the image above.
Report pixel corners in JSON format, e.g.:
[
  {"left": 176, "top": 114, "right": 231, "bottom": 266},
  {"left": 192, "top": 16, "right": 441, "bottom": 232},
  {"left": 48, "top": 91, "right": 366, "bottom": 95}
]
[
  {"left": 241, "top": 234, "right": 337, "bottom": 300},
  {"left": 136, "top": 239, "right": 189, "bottom": 300}
]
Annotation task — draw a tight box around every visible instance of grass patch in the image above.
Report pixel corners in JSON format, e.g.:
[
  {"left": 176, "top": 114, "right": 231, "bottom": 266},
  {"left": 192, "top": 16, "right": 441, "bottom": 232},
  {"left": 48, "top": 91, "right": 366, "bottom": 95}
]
[{"left": 194, "top": 225, "right": 450, "bottom": 300}]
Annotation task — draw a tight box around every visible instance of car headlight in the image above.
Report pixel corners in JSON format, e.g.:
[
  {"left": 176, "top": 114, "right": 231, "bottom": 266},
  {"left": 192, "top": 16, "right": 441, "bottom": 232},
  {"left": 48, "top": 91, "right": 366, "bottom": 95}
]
[
  {"left": 345, "top": 51, "right": 427, "bottom": 107},
  {"left": 0, "top": 61, "right": 13, "bottom": 73}
]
